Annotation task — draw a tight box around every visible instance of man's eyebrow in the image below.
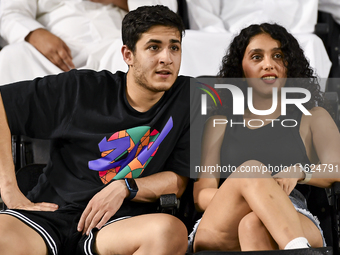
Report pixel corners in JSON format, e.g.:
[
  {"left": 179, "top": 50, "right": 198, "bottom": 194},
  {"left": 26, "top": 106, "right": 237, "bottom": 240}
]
[
  {"left": 170, "top": 39, "right": 181, "bottom": 44},
  {"left": 146, "top": 39, "right": 162, "bottom": 44},
  {"left": 145, "top": 39, "right": 181, "bottom": 44}
]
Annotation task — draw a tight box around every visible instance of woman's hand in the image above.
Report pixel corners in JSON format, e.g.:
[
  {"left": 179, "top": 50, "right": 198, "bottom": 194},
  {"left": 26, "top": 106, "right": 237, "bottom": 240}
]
[
  {"left": 273, "top": 177, "right": 298, "bottom": 195},
  {"left": 273, "top": 164, "right": 304, "bottom": 195}
]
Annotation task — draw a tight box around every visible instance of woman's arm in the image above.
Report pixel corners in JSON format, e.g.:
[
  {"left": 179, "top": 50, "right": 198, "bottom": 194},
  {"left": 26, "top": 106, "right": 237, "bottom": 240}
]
[
  {"left": 193, "top": 115, "right": 227, "bottom": 212},
  {"left": 274, "top": 107, "right": 340, "bottom": 192},
  {"left": 303, "top": 106, "right": 340, "bottom": 188}
]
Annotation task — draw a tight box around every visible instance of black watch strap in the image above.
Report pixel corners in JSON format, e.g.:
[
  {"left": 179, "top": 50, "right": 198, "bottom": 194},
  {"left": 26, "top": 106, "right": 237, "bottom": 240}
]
[{"left": 125, "top": 178, "right": 138, "bottom": 200}]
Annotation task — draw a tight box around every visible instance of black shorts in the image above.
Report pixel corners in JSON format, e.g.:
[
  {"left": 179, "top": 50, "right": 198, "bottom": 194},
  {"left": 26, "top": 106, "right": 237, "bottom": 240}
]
[{"left": 0, "top": 208, "right": 130, "bottom": 255}]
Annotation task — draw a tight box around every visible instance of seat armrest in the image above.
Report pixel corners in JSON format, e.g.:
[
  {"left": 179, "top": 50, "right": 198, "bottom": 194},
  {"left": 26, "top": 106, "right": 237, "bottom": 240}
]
[
  {"left": 332, "top": 181, "right": 340, "bottom": 195},
  {"left": 330, "top": 181, "right": 340, "bottom": 254},
  {"left": 157, "top": 193, "right": 180, "bottom": 215}
]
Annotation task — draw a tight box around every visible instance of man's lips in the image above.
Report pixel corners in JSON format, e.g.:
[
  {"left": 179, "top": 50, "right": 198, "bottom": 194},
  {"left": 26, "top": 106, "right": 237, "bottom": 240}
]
[
  {"left": 156, "top": 70, "right": 172, "bottom": 78},
  {"left": 156, "top": 70, "right": 172, "bottom": 74}
]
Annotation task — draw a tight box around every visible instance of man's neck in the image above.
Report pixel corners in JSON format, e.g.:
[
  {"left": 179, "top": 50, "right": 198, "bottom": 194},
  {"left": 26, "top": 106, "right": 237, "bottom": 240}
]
[{"left": 125, "top": 74, "right": 165, "bottom": 113}]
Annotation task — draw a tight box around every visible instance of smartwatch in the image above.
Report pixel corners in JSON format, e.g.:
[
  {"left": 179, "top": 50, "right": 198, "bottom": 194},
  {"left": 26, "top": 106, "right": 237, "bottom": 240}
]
[
  {"left": 124, "top": 178, "right": 138, "bottom": 200},
  {"left": 298, "top": 165, "right": 312, "bottom": 184}
]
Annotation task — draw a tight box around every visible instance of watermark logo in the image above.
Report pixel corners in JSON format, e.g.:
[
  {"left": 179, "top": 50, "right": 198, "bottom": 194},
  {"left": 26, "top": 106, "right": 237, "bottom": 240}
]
[
  {"left": 200, "top": 84, "right": 311, "bottom": 116},
  {"left": 197, "top": 82, "right": 222, "bottom": 115}
]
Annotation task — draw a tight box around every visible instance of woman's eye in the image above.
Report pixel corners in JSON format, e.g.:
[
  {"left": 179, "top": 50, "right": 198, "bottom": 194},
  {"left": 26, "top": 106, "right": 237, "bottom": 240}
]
[
  {"left": 251, "top": 55, "right": 261, "bottom": 60},
  {"left": 274, "top": 53, "right": 282, "bottom": 59}
]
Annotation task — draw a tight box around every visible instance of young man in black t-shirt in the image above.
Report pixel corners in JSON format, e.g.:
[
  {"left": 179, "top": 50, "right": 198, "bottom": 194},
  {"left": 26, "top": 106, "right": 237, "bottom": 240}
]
[{"left": 0, "top": 5, "right": 191, "bottom": 255}]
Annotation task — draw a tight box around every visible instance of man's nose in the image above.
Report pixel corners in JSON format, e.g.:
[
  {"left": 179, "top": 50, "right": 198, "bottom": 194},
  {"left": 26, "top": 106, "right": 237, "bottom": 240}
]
[{"left": 159, "top": 49, "right": 173, "bottom": 65}]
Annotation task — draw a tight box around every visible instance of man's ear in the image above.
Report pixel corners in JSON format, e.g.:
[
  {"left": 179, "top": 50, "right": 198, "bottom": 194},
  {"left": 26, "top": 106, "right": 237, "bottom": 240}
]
[{"left": 121, "top": 45, "right": 134, "bottom": 66}]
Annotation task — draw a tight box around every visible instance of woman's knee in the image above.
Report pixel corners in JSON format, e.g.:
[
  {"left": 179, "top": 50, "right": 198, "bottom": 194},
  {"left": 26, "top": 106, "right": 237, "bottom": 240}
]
[
  {"left": 236, "top": 160, "right": 271, "bottom": 178},
  {"left": 238, "top": 212, "right": 264, "bottom": 238},
  {"left": 224, "top": 160, "right": 272, "bottom": 191},
  {"left": 238, "top": 212, "right": 278, "bottom": 251}
]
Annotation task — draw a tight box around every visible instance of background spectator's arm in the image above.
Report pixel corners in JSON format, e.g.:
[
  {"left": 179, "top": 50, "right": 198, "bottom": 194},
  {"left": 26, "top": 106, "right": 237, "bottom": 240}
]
[
  {"left": 0, "top": 0, "right": 44, "bottom": 44},
  {"left": 89, "top": 0, "right": 129, "bottom": 11},
  {"left": 186, "top": 0, "right": 226, "bottom": 32}
]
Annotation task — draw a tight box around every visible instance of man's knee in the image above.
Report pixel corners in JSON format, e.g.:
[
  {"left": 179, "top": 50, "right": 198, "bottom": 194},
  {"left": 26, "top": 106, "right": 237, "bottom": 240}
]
[
  {"left": 95, "top": 214, "right": 187, "bottom": 255},
  {"left": 147, "top": 214, "right": 188, "bottom": 254}
]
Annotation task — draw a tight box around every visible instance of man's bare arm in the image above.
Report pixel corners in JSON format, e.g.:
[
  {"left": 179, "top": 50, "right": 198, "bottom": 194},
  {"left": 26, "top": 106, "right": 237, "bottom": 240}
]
[
  {"left": 78, "top": 171, "right": 188, "bottom": 235},
  {"left": 0, "top": 93, "right": 58, "bottom": 211}
]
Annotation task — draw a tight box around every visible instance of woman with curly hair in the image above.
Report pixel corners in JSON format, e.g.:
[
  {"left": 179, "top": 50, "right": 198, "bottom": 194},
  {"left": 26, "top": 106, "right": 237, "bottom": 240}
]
[{"left": 189, "top": 23, "right": 340, "bottom": 252}]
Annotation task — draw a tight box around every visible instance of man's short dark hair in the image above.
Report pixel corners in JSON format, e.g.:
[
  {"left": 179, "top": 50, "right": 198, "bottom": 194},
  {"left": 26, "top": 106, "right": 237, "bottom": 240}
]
[{"left": 122, "top": 5, "right": 185, "bottom": 53}]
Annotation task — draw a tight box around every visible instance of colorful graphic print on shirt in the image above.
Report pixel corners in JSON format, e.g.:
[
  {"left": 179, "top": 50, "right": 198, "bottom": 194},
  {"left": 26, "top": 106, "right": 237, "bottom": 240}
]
[{"left": 88, "top": 117, "right": 173, "bottom": 184}]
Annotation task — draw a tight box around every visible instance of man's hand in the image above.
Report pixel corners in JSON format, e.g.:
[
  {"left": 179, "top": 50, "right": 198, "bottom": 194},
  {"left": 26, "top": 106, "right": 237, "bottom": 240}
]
[
  {"left": 1, "top": 186, "right": 58, "bottom": 211},
  {"left": 25, "top": 28, "right": 75, "bottom": 72},
  {"left": 77, "top": 180, "right": 128, "bottom": 235},
  {"left": 89, "top": 0, "right": 128, "bottom": 11}
]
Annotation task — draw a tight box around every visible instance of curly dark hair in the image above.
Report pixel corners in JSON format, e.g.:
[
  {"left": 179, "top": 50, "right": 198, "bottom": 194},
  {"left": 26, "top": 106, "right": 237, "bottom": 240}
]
[{"left": 216, "top": 23, "right": 326, "bottom": 115}]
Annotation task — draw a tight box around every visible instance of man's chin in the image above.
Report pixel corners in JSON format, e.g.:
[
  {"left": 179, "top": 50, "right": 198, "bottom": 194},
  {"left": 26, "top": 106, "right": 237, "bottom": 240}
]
[
  {"left": 151, "top": 79, "right": 176, "bottom": 92},
  {"left": 149, "top": 84, "right": 173, "bottom": 93}
]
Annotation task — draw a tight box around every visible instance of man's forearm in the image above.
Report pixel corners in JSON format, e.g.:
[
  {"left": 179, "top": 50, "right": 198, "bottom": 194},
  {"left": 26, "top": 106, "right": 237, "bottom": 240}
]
[
  {"left": 133, "top": 171, "right": 188, "bottom": 202},
  {"left": 0, "top": 93, "right": 18, "bottom": 194}
]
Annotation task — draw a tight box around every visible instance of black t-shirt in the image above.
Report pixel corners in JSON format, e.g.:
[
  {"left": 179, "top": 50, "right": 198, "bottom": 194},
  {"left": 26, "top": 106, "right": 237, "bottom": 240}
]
[{"left": 1, "top": 69, "right": 192, "bottom": 217}]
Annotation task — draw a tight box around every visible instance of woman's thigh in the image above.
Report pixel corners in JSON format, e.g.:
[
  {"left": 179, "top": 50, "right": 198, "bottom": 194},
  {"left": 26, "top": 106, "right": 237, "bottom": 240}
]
[{"left": 299, "top": 213, "right": 324, "bottom": 247}]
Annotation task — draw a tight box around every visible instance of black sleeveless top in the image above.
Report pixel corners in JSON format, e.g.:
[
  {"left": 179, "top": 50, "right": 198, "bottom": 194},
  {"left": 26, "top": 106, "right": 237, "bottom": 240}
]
[{"left": 221, "top": 110, "right": 311, "bottom": 179}]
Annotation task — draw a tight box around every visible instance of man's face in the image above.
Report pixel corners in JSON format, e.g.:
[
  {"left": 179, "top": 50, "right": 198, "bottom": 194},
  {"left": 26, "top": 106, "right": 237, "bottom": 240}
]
[{"left": 126, "top": 25, "right": 182, "bottom": 93}]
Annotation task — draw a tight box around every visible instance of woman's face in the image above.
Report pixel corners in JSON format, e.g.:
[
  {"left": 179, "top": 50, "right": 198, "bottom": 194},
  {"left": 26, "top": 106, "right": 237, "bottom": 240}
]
[{"left": 242, "top": 33, "right": 287, "bottom": 97}]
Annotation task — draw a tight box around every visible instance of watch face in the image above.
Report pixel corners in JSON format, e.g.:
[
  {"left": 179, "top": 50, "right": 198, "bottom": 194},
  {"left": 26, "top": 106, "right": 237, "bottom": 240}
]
[{"left": 126, "top": 178, "right": 138, "bottom": 191}]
